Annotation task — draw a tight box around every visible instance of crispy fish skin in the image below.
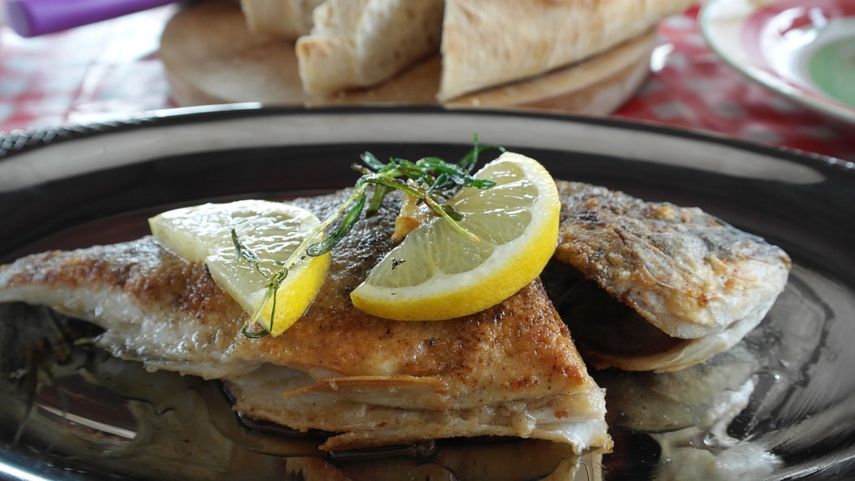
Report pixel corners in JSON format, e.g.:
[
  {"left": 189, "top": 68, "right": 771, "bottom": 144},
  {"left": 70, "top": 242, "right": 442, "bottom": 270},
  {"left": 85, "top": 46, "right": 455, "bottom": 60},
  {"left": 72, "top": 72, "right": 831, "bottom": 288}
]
[
  {"left": 0, "top": 190, "right": 610, "bottom": 452},
  {"left": 0, "top": 238, "right": 249, "bottom": 379},
  {"left": 555, "top": 181, "right": 790, "bottom": 371}
]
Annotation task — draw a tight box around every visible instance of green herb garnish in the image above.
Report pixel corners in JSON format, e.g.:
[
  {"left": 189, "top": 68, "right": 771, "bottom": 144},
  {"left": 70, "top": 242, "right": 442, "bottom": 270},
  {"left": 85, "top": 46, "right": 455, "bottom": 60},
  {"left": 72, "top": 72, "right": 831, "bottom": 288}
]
[
  {"left": 231, "top": 229, "right": 265, "bottom": 275},
  {"left": 238, "top": 136, "right": 503, "bottom": 337}
]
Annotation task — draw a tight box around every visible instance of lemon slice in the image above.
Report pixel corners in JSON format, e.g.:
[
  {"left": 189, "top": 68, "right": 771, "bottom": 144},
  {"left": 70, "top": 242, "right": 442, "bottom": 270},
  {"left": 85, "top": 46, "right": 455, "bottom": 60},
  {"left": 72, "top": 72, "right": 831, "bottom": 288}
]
[
  {"left": 149, "top": 200, "right": 329, "bottom": 335},
  {"left": 351, "top": 152, "right": 560, "bottom": 321}
]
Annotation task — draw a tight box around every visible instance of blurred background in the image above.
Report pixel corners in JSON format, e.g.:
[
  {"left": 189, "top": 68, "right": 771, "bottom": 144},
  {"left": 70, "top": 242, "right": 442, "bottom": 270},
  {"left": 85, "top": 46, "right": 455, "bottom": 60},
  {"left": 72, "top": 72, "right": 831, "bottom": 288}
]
[{"left": 0, "top": 0, "right": 853, "bottom": 159}]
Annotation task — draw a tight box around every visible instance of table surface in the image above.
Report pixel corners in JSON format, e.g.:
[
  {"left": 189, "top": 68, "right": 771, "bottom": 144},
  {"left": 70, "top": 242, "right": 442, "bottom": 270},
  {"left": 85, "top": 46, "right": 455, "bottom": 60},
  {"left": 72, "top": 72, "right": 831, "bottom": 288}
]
[{"left": 1, "top": 3, "right": 853, "bottom": 161}]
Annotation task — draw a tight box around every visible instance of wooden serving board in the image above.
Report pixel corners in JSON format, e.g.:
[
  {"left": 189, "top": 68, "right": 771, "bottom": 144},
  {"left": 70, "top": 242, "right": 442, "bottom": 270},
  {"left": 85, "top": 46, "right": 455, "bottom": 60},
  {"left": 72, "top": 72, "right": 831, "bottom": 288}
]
[{"left": 161, "top": 0, "right": 657, "bottom": 114}]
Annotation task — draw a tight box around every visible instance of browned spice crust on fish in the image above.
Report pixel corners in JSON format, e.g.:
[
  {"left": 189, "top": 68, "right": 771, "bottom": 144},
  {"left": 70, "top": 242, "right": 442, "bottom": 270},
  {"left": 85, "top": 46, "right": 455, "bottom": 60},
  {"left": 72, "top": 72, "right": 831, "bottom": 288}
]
[
  {"left": 0, "top": 189, "right": 610, "bottom": 451},
  {"left": 555, "top": 181, "right": 790, "bottom": 340}
]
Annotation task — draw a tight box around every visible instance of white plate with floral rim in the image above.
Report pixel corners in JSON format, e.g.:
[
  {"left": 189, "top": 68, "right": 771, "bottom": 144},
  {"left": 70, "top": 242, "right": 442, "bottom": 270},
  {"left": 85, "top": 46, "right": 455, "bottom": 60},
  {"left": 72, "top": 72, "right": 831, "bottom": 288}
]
[{"left": 701, "top": 0, "right": 855, "bottom": 126}]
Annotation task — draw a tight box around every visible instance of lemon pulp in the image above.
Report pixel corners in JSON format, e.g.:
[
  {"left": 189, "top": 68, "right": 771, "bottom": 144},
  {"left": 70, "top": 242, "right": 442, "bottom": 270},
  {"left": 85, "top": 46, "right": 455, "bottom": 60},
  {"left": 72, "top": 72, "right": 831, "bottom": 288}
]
[
  {"left": 149, "top": 200, "right": 329, "bottom": 335},
  {"left": 350, "top": 152, "right": 560, "bottom": 321}
]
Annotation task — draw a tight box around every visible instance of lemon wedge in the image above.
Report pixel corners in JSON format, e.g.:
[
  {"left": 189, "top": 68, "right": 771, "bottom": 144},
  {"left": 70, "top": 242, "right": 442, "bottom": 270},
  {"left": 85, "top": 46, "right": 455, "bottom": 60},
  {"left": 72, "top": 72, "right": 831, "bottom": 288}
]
[
  {"left": 351, "top": 152, "right": 560, "bottom": 321},
  {"left": 149, "top": 200, "right": 329, "bottom": 335}
]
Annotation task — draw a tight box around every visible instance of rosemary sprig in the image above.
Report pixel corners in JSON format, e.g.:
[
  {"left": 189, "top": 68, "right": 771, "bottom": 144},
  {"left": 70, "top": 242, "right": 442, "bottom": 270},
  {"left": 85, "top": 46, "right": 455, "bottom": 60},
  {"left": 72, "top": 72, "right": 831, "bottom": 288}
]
[
  {"left": 231, "top": 229, "right": 265, "bottom": 275},
  {"left": 238, "top": 138, "right": 503, "bottom": 337},
  {"left": 306, "top": 190, "right": 367, "bottom": 256}
]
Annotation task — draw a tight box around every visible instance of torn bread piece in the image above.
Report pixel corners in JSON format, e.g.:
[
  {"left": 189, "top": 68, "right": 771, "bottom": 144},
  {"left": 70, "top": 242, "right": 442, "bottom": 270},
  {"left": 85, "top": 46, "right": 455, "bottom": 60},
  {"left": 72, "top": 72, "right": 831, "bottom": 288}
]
[
  {"left": 551, "top": 181, "right": 790, "bottom": 372},
  {"left": 438, "top": 0, "right": 695, "bottom": 100},
  {"left": 0, "top": 189, "right": 611, "bottom": 453},
  {"left": 296, "top": 0, "right": 444, "bottom": 95},
  {"left": 241, "top": 0, "right": 325, "bottom": 39}
]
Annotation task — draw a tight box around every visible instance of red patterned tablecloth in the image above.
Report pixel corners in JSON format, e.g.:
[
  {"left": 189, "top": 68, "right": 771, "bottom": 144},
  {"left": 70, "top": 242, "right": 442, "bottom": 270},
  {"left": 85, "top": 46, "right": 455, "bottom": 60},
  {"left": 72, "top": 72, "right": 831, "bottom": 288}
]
[{"left": 1, "top": 3, "right": 853, "bottom": 160}]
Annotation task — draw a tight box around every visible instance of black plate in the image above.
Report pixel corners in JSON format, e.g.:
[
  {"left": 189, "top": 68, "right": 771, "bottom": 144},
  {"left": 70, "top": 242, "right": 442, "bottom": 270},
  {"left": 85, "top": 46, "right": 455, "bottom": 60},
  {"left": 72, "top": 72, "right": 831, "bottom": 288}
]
[{"left": 1, "top": 106, "right": 854, "bottom": 481}]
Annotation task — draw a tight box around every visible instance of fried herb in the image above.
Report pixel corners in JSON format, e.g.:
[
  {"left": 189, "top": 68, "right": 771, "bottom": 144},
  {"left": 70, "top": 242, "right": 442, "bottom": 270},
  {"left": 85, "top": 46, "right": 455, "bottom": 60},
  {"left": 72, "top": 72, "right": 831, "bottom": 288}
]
[
  {"left": 241, "top": 322, "right": 270, "bottom": 338},
  {"left": 240, "top": 137, "right": 503, "bottom": 337},
  {"left": 306, "top": 192, "right": 367, "bottom": 257},
  {"left": 231, "top": 229, "right": 265, "bottom": 275}
]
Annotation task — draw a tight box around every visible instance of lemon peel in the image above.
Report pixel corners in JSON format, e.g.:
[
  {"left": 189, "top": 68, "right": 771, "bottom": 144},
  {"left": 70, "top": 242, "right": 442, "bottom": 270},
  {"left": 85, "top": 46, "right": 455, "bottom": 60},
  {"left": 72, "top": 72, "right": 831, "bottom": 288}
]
[
  {"left": 149, "top": 200, "right": 329, "bottom": 335},
  {"left": 351, "top": 152, "right": 560, "bottom": 321}
]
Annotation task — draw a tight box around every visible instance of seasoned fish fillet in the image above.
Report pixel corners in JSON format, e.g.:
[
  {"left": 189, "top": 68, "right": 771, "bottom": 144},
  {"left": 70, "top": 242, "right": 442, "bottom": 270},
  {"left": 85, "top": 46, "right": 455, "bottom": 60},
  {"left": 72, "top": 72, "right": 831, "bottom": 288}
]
[
  {"left": 553, "top": 181, "right": 790, "bottom": 372},
  {"left": 0, "top": 190, "right": 610, "bottom": 453}
]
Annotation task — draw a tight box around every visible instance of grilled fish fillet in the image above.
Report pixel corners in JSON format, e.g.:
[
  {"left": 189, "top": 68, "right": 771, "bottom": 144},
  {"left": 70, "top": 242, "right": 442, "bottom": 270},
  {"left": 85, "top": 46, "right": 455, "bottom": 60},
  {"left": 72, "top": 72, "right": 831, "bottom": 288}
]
[
  {"left": 552, "top": 181, "right": 791, "bottom": 372},
  {"left": 0, "top": 189, "right": 610, "bottom": 453}
]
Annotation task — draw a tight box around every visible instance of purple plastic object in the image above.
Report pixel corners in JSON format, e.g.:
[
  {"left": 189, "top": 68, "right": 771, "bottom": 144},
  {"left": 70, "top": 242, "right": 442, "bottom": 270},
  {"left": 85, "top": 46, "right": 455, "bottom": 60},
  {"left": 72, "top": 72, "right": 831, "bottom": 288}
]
[{"left": 6, "top": 0, "right": 178, "bottom": 37}]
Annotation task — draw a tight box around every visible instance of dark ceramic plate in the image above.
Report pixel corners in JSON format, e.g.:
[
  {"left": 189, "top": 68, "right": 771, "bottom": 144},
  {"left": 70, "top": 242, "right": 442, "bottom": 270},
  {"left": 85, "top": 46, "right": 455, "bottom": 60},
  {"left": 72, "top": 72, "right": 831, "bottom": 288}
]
[{"left": 1, "top": 107, "right": 854, "bottom": 481}]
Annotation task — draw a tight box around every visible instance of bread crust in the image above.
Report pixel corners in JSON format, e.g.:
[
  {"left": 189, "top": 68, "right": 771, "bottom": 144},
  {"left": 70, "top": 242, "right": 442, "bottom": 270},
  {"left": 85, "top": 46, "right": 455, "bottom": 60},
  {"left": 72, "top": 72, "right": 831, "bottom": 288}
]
[
  {"left": 241, "top": 0, "right": 324, "bottom": 39},
  {"left": 297, "top": 0, "right": 444, "bottom": 94},
  {"left": 438, "top": 0, "right": 695, "bottom": 100}
]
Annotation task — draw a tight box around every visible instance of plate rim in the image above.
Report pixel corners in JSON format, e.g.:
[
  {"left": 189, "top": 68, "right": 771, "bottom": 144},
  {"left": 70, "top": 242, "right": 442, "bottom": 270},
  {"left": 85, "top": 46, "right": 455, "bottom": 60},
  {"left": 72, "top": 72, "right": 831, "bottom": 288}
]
[{"left": 0, "top": 105, "right": 852, "bottom": 177}]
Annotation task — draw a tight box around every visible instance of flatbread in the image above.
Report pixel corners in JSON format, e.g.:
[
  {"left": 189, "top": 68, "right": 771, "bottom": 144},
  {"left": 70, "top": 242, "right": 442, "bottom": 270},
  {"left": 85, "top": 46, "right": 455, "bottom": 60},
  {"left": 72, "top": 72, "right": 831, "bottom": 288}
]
[
  {"left": 296, "top": 0, "right": 444, "bottom": 94},
  {"left": 438, "top": 0, "right": 695, "bottom": 100},
  {"left": 241, "top": 0, "right": 325, "bottom": 39}
]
